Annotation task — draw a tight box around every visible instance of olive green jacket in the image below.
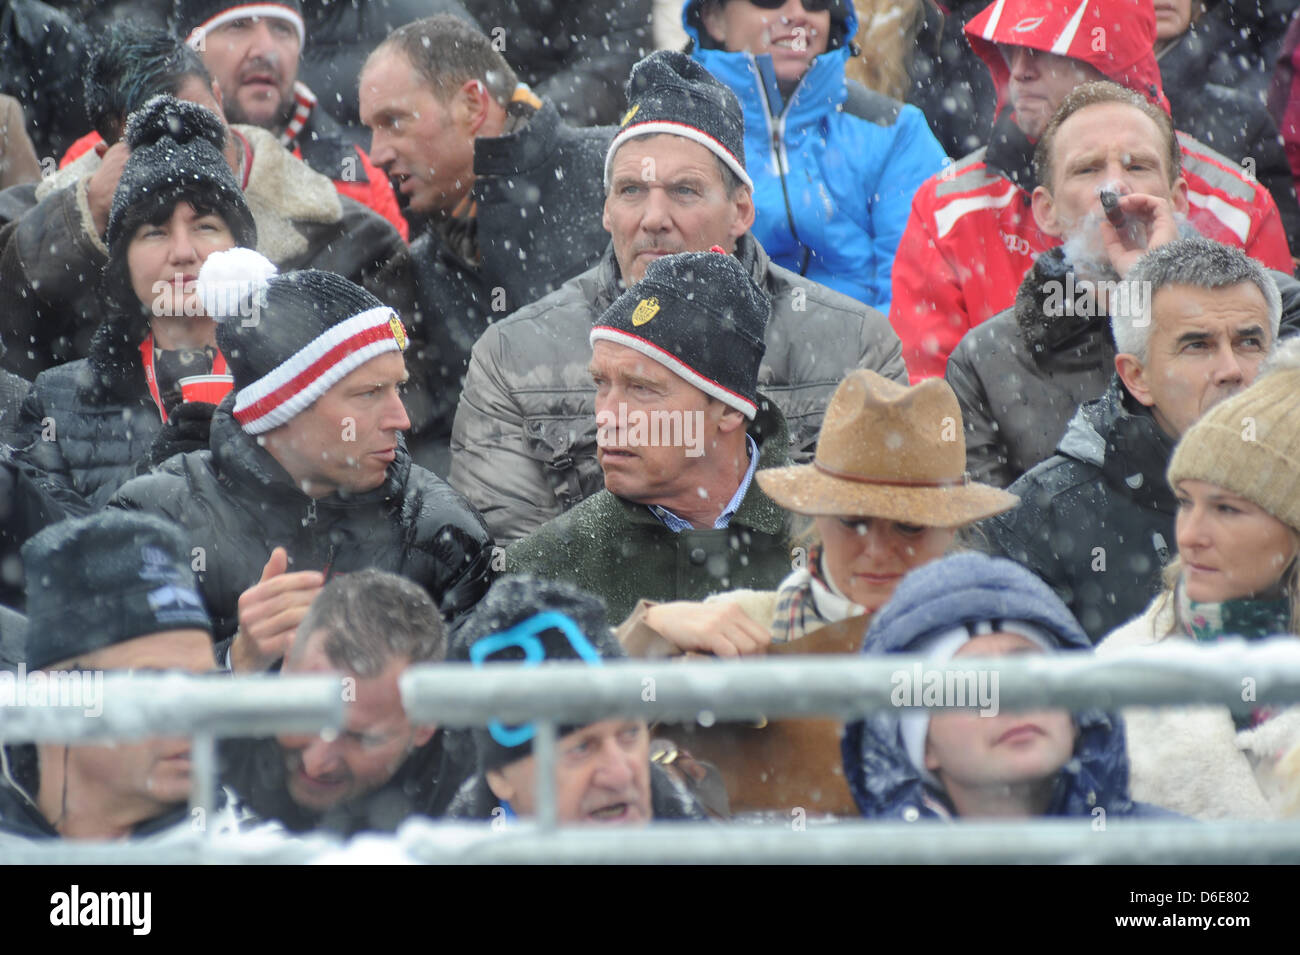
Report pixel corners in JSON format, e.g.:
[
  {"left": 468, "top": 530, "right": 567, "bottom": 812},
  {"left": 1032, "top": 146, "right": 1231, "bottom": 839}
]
[{"left": 505, "top": 401, "right": 795, "bottom": 621}]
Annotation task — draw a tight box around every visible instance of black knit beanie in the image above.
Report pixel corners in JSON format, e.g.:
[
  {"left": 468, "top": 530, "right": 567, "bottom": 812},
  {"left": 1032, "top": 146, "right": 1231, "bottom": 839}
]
[
  {"left": 174, "top": 0, "right": 305, "bottom": 48},
  {"left": 453, "top": 576, "right": 624, "bottom": 772},
  {"left": 105, "top": 95, "right": 256, "bottom": 255},
  {"left": 605, "top": 49, "right": 751, "bottom": 190},
  {"left": 23, "top": 512, "right": 212, "bottom": 670},
  {"left": 196, "top": 248, "right": 408, "bottom": 434},
  {"left": 590, "top": 249, "right": 770, "bottom": 419}
]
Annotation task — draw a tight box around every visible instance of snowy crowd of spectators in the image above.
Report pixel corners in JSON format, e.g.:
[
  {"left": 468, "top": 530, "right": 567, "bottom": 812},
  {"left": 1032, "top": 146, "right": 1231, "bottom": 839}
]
[{"left": 2, "top": 0, "right": 1300, "bottom": 845}]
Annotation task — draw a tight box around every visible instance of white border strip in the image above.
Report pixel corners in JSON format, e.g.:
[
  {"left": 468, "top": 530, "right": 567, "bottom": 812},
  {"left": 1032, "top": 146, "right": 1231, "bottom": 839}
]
[
  {"left": 590, "top": 326, "right": 756, "bottom": 419},
  {"left": 237, "top": 338, "right": 396, "bottom": 434},
  {"left": 233, "top": 305, "right": 396, "bottom": 429},
  {"left": 605, "top": 121, "right": 754, "bottom": 191},
  {"left": 186, "top": 3, "right": 306, "bottom": 49}
]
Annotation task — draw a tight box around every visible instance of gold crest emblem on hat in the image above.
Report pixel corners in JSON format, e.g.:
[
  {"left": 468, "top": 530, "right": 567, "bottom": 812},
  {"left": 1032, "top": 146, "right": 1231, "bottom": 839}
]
[
  {"left": 389, "top": 313, "right": 408, "bottom": 351},
  {"left": 620, "top": 103, "right": 639, "bottom": 126},
  {"left": 632, "top": 297, "right": 660, "bottom": 327}
]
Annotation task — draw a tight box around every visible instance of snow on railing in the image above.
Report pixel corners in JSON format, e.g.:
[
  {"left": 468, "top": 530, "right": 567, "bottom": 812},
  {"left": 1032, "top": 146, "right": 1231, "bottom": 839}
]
[{"left": 3, "top": 641, "right": 1300, "bottom": 863}]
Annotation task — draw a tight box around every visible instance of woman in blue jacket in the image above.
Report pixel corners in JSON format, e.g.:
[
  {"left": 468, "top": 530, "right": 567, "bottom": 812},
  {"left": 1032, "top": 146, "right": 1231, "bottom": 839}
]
[{"left": 685, "top": 0, "right": 946, "bottom": 313}]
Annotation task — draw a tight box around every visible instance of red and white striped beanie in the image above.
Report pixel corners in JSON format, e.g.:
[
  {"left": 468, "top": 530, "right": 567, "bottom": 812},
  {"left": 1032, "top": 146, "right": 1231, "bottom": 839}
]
[{"left": 198, "top": 248, "right": 409, "bottom": 435}]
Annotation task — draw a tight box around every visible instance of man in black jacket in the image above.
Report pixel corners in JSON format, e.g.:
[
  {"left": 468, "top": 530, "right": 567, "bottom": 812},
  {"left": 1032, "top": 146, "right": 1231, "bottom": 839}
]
[
  {"left": 0, "top": 511, "right": 261, "bottom": 841},
  {"left": 359, "top": 14, "right": 613, "bottom": 469},
  {"left": 447, "top": 575, "right": 706, "bottom": 825},
  {"left": 172, "top": 0, "right": 406, "bottom": 235},
  {"left": 109, "top": 254, "right": 491, "bottom": 670},
  {"left": 221, "top": 569, "right": 472, "bottom": 834},
  {"left": 947, "top": 82, "right": 1300, "bottom": 489},
  {"left": 983, "top": 235, "right": 1281, "bottom": 641}
]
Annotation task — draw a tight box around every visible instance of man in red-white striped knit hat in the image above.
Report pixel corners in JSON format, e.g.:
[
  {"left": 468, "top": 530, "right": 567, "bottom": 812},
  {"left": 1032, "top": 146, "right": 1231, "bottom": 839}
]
[
  {"left": 173, "top": 0, "right": 407, "bottom": 238},
  {"left": 109, "top": 248, "right": 492, "bottom": 674}
]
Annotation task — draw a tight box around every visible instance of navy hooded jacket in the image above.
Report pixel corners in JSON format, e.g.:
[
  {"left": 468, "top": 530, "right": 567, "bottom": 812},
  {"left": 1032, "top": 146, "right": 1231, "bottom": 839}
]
[{"left": 841, "top": 552, "right": 1176, "bottom": 821}]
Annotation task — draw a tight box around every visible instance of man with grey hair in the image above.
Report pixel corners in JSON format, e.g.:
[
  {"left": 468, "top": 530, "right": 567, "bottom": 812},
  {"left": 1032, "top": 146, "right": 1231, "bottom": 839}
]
[
  {"left": 983, "top": 236, "right": 1286, "bottom": 641},
  {"left": 219, "top": 569, "right": 471, "bottom": 834},
  {"left": 449, "top": 49, "right": 908, "bottom": 543},
  {"left": 947, "top": 81, "right": 1300, "bottom": 491}
]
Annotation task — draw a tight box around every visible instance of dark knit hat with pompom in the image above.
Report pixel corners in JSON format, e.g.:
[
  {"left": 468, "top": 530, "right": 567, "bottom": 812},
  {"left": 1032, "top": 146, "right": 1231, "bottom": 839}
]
[{"left": 106, "top": 94, "right": 255, "bottom": 253}]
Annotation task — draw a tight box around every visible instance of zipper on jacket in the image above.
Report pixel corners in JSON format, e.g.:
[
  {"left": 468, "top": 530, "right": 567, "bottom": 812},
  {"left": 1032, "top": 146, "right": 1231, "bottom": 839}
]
[
  {"left": 303, "top": 498, "right": 317, "bottom": 526},
  {"left": 750, "top": 54, "right": 812, "bottom": 276}
]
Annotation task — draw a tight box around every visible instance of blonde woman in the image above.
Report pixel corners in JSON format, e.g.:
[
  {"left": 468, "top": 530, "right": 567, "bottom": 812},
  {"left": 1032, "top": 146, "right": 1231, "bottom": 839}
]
[
  {"left": 1097, "top": 338, "right": 1300, "bottom": 819},
  {"left": 618, "top": 369, "right": 1017, "bottom": 655}
]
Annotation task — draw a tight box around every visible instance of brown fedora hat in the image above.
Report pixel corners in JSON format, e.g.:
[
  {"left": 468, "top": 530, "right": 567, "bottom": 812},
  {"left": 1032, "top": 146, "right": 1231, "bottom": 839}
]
[{"left": 756, "top": 370, "right": 1018, "bottom": 527}]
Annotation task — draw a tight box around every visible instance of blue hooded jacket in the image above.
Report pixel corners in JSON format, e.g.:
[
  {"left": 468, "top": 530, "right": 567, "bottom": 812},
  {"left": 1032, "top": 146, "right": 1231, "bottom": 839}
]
[
  {"left": 841, "top": 552, "right": 1175, "bottom": 821},
  {"left": 683, "top": 0, "right": 946, "bottom": 313}
]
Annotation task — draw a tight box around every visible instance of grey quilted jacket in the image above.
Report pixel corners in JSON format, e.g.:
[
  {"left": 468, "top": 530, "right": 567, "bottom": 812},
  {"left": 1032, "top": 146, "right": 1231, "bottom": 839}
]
[{"left": 448, "top": 233, "right": 908, "bottom": 542}]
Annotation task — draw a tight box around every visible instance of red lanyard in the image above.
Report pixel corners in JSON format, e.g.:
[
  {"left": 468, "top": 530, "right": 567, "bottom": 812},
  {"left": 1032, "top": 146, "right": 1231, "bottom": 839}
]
[{"left": 140, "top": 333, "right": 228, "bottom": 421}]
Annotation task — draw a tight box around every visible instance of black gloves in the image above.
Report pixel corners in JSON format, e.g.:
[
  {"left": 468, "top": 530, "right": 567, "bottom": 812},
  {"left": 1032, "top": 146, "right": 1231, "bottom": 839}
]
[{"left": 148, "top": 401, "right": 217, "bottom": 467}]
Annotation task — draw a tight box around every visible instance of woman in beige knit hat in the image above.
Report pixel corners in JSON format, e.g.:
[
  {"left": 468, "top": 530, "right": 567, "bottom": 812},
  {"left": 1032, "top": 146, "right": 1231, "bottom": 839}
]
[
  {"left": 1097, "top": 337, "right": 1300, "bottom": 819},
  {"left": 617, "top": 369, "right": 1018, "bottom": 656}
]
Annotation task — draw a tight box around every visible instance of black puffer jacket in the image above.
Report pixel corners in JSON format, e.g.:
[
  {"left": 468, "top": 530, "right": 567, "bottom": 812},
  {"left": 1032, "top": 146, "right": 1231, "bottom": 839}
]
[
  {"left": 13, "top": 305, "right": 163, "bottom": 530},
  {"left": 905, "top": 0, "right": 996, "bottom": 159},
  {"left": 462, "top": 0, "right": 651, "bottom": 126},
  {"left": 981, "top": 377, "right": 1179, "bottom": 643},
  {"left": 107, "top": 395, "right": 492, "bottom": 644}
]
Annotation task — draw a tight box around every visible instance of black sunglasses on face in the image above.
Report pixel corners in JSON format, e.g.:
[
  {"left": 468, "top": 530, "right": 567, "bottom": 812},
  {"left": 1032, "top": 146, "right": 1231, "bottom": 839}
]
[{"left": 744, "top": 0, "right": 836, "bottom": 12}]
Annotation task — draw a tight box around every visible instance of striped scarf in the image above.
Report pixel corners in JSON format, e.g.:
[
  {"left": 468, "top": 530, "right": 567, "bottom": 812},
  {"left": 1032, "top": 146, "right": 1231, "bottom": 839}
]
[{"left": 769, "top": 546, "right": 865, "bottom": 643}]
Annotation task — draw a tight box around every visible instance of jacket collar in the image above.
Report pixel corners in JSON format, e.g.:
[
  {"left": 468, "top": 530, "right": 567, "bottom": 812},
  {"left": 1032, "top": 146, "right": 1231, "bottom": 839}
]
[
  {"left": 473, "top": 94, "right": 555, "bottom": 179},
  {"left": 207, "top": 394, "right": 412, "bottom": 511},
  {"left": 691, "top": 43, "right": 849, "bottom": 128},
  {"left": 983, "top": 111, "right": 1037, "bottom": 189},
  {"left": 83, "top": 305, "right": 153, "bottom": 403},
  {"left": 1012, "top": 246, "right": 1115, "bottom": 371},
  {"left": 682, "top": 0, "right": 855, "bottom": 123},
  {"left": 619, "top": 396, "right": 792, "bottom": 536},
  {"left": 1056, "top": 376, "right": 1179, "bottom": 514}
]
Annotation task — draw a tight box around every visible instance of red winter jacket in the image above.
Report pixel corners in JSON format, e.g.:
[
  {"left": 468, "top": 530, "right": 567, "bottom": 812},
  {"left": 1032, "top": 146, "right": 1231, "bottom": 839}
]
[{"left": 890, "top": 0, "right": 1293, "bottom": 381}]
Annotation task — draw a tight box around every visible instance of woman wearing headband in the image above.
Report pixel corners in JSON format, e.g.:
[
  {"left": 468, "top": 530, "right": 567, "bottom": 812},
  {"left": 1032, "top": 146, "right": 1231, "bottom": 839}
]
[{"left": 682, "top": 0, "right": 946, "bottom": 313}]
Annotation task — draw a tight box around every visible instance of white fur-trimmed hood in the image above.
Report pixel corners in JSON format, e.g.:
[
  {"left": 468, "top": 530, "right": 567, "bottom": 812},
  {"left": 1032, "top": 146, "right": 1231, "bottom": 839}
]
[{"left": 1098, "top": 595, "right": 1300, "bottom": 819}]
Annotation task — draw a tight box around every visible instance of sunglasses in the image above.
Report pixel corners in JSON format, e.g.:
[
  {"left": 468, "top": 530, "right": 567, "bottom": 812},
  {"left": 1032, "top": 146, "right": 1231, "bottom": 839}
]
[
  {"left": 744, "top": 0, "right": 836, "bottom": 11},
  {"left": 468, "top": 611, "right": 604, "bottom": 747}
]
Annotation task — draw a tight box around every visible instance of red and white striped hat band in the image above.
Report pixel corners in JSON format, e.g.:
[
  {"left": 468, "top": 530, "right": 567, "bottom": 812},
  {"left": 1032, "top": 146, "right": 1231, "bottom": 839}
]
[
  {"left": 233, "top": 306, "right": 406, "bottom": 434},
  {"left": 589, "top": 326, "right": 757, "bottom": 420},
  {"left": 603, "top": 121, "right": 754, "bottom": 192},
  {"left": 185, "top": 3, "right": 306, "bottom": 49}
]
